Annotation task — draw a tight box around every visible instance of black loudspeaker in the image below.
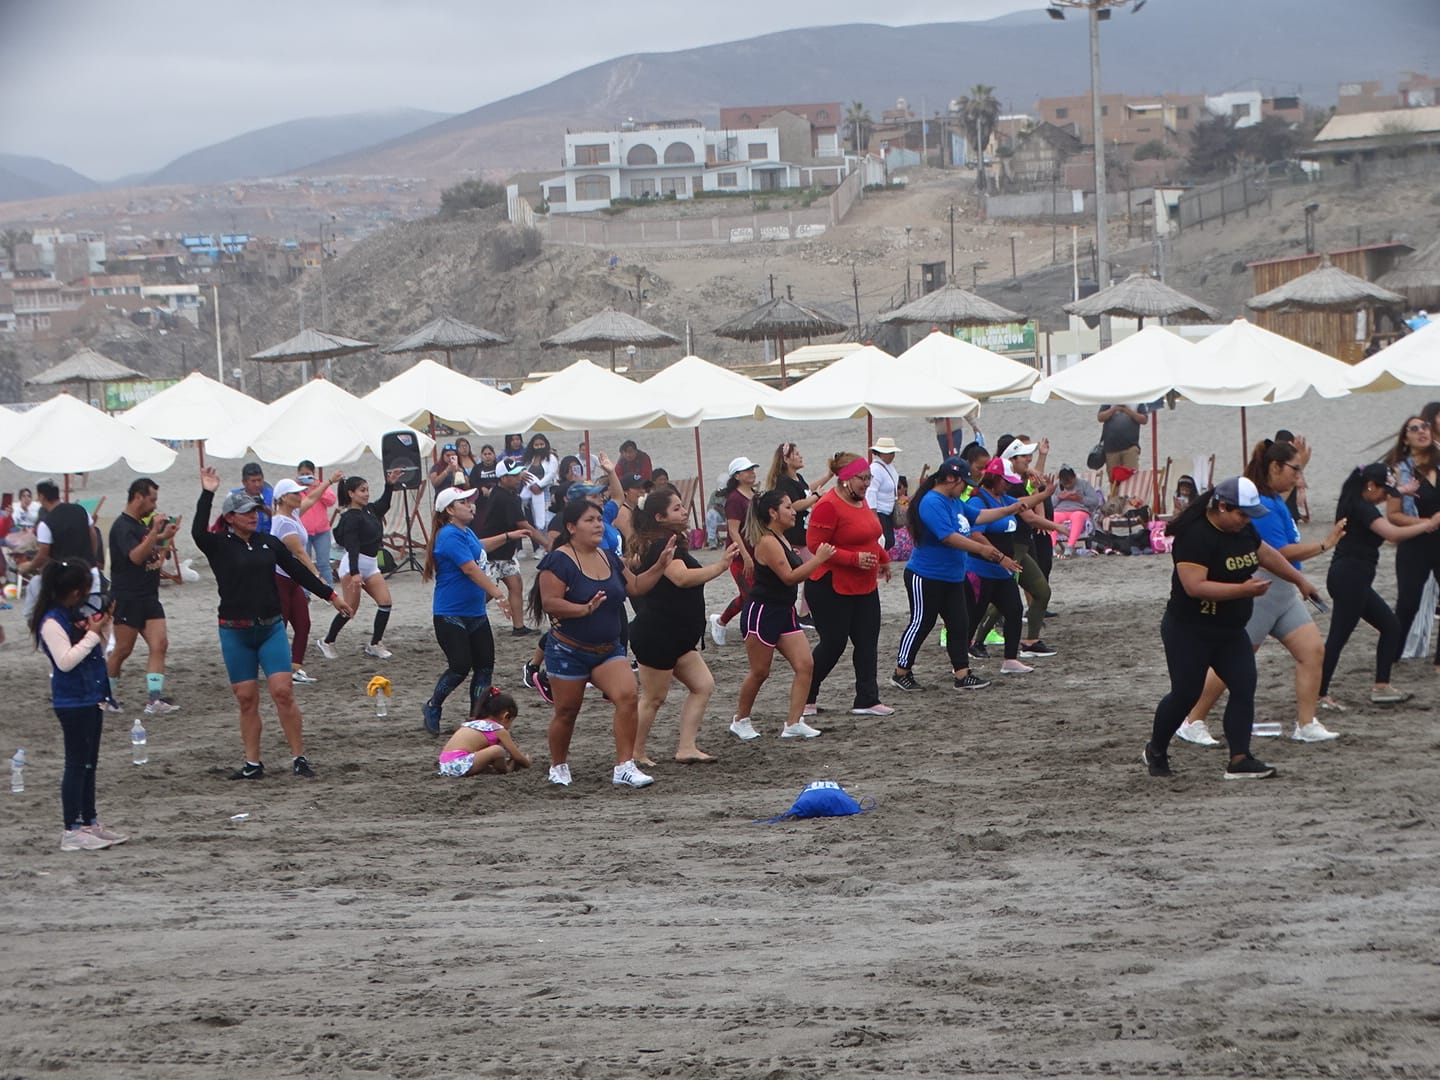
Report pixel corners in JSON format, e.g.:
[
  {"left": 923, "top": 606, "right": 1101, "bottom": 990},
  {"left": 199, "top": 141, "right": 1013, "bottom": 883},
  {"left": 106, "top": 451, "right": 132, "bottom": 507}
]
[{"left": 381, "top": 431, "right": 423, "bottom": 490}]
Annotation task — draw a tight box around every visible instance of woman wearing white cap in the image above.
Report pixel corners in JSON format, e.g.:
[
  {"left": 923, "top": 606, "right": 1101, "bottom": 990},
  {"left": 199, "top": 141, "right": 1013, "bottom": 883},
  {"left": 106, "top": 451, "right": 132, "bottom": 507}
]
[
  {"left": 420, "top": 488, "right": 511, "bottom": 736},
  {"left": 866, "top": 438, "right": 902, "bottom": 551},
  {"left": 707, "top": 456, "right": 759, "bottom": 646},
  {"left": 270, "top": 475, "right": 342, "bottom": 684},
  {"left": 1143, "top": 476, "right": 1320, "bottom": 783}
]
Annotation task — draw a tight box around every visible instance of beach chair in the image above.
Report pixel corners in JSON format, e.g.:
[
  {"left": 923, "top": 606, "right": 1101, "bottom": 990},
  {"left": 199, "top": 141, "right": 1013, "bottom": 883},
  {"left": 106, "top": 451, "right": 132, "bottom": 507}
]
[{"left": 670, "top": 476, "right": 701, "bottom": 530}]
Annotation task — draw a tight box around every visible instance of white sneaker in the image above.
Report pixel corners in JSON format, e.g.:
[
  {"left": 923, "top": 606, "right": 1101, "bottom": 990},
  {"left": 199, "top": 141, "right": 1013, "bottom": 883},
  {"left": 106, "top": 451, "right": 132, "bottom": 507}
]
[
  {"left": 60, "top": 828, "right": 113, "bottom": 852},
  {"left": 1177, "top": 719, "right": 1221, "bottom": 746},
  {"left": 708, "top": 613, "right": 726, "bottom": 646},
  {"left": 315, "top": 638, "right": 338, "bottom": 660},
  {"left": 729, "top": 716, "right": 760, "bottom": 740},
  {"left": 780, "top": 720, "right": 822, "bottom": 739},
  {"left": 1292, "top": 718, "right": 1340, "bottom": 743},
  {"left": 612, "top": 760, "right": 655, "bottom": 787},
  {"left": 292, "top": 669, "right": 318, "bottom": 685},
  {"left": 849, "top": 703, "right": 895, "bottom": 716},
  {"left": 999, "top": 660, "right": 1034, "bottom": 674},
  {"left": 143, "top": 699, "right": 181, "bottom": 716},
  {"left": 801, "top": 703, "right": 819, "bottom": 717},
  {"left": 363, "top": 643, "right": 393, "bottom": 660},
  {"left": 548, "top": 764, "right": 572, "bottom": 786}
]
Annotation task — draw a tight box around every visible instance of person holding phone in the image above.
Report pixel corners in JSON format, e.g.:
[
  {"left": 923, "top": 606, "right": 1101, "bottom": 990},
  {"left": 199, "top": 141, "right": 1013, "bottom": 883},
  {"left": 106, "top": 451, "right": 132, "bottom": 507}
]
[{"left": 107, "top": 477, "right": 182, "bottom": 716}]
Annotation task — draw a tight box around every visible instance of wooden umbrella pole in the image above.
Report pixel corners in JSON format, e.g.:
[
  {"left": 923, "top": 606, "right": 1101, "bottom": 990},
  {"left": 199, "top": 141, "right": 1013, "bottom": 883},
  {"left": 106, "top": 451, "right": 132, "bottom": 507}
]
[
  {"left": 867, "top": 414, "right": 874, "bottom": 451},
  {"left": 197, "top": 439, "right": 206, "bottom": 470},
  {"left": 1151, "top": 410, "right": 1160, "bottom": 512},
  {"left": 693, "top": 426, "right": 705, "bottom": 530},
  {"left": 584, "top": 430, "right": 592, "bottom": 479},
  {"left": 778, "top": 333, "right": 788, "bottom": 388},
  {"left": 1240, "top": 407, "right": 1249, "bottom": 471},
  {"left": 64, "top": 473, "right": 71, "bottom": 501}
]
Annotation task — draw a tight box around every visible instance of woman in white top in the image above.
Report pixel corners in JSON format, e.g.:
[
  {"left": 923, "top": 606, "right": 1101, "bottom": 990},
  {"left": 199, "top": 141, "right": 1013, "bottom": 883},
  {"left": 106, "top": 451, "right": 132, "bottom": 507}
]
[
  {"left": 13, "top": 487, "right": 39, "bottom": 529},
  {"left": 866, "top": 438, "right": 902, "bottom": 551},
  {"left": 519, "top": 433, "right": 560, "bottom": 548},
  {"left": 270, "top": 478, "right": 332, "bottom": 684}
]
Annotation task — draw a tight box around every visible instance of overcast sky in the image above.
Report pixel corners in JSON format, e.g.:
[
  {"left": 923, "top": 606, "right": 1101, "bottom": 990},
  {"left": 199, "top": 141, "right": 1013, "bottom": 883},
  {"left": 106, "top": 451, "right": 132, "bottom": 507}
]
[{"left": 0, "top": 0, "right": 1034, "bottom": 180}]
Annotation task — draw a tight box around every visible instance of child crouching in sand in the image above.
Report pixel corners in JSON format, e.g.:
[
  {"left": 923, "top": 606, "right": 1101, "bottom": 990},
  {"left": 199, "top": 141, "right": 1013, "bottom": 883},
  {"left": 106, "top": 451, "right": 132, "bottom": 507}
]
[{"left": 437, "top": 688, "right": 530, "bottom": 776}]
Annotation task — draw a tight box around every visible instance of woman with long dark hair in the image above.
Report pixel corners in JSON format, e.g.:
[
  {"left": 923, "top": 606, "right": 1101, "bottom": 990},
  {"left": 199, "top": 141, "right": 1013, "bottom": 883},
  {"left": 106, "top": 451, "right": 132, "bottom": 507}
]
[
  {"left": 1143, "top": 477, "right": 1319, "bottom": 781},
  {"left": 892, "top": 458, "right": 1023, "bottom": 693},
  {"left": 766, "top": 441, "right": 829, "bottom": 622},
  {"left": 429, "top": 444, "right": 469, "bottom": 494},
  {"left": 520, "top": 433, "right": 560, "bottom": 541},
  {"left": 317, "top": 469, "right": 403, "bottom": 660},
  {"left": 528, "top": 499, "right": 674, "bottom": 788},
  {"left": 1385, "top": 415, "right": 1440, "bottom": 671},
  {"left": 628, "top": 488, "right": 739, "bottom": 764},
  {"left": 1319, "top": 463, "right": 1440, "bottom": 708},
  {"left": 420, "top": 488, "right": 510, "bottom": 736},
  {"left": 708, "top": 456, "right": 759, "bottom": 645},
  {"left": 732, "top": 489, "right": 835, "bottom": 739},
  {"left": 30, "top": 558, "right": 124, "bottom": 850},
  {"left": 1178, "top": 439, "right": 1346, "bottom": 746},
  {"left": 454, "top": 437, "right": 478, "bottom": 476}
]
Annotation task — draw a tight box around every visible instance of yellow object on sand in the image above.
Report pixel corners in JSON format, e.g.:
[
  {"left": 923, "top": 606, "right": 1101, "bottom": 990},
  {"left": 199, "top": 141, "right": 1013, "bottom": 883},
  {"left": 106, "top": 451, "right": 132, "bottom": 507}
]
[{"left": 366, "top": 676, "right": 392, "bottom": 698}]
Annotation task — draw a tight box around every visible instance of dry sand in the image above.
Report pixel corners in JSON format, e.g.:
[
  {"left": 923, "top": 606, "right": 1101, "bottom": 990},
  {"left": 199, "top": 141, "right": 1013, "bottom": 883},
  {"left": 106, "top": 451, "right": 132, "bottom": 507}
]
[{"left": 3, "top": 397, "right": 1440, "bottom": 1078}]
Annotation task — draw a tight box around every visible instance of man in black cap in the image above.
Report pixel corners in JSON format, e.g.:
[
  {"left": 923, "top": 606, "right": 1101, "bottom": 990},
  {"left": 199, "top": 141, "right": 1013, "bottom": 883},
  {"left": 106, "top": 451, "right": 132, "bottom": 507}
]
[{"left": 230, "top": 463, "right": 274, "bottom": 533}]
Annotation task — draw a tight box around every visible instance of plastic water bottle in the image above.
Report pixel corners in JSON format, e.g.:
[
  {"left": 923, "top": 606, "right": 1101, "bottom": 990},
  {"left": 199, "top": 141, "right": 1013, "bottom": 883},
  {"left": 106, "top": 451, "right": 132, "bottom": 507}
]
[
  {"left": 10, "top": 749, "right": 24, "bottom": 793},
  {"left": 375, "top": 694, "right": 388, "bottom": 717},
  {"left": 130, "top": 719, "right": 148, "bottom": 765}
]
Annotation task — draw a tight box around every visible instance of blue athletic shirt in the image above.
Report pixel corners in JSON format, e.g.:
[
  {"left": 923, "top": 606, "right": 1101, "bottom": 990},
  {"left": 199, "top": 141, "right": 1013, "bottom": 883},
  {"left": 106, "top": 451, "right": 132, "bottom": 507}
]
[
  {"left": 965, "top": 490, "right": 1019, "bottom": 580},
  {"left": 905, "top": 490, "right": 976, "bottom": 583},
  {"left": 432, "top": 523, "right": 492, "bottom": 617},
  {"left": 1254, "top": 492, "right": 1301, "bottom": 569}
]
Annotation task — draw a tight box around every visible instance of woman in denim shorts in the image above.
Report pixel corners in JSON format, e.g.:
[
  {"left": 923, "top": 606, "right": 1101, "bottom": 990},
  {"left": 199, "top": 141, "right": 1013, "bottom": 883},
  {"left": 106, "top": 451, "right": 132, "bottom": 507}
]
[{"left": 527, "top": 499, "right": 675, "bottom": 789}]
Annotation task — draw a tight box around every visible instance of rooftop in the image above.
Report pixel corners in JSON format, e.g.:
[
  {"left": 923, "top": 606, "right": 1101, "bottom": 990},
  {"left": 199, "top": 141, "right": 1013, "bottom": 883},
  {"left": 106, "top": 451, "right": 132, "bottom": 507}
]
[{"left": 1313, "top": 104, "right": 1440, "bottom": 142}]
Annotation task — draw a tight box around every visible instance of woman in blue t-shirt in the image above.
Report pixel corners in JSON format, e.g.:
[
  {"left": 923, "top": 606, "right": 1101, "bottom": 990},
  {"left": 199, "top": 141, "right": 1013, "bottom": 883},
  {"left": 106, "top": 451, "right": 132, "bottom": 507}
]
[
  {"left": 1178, "top": 439, "right": 1347, "bottom": 747},
  {"left": 526, "top": 499, "right": 674, "bottom": 789},
  {"left": 892, "top": 458, "right": 1025, "bottom": 693},
  {"left": 420, "top": 488, "right": 510, "bottom": 736}
]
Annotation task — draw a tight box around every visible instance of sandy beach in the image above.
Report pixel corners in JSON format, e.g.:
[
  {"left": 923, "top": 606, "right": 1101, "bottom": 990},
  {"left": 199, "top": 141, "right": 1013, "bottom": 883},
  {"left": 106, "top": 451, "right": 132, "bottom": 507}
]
[{"left": 3, "top": 393, "right": 1439, "bottom": 1078}]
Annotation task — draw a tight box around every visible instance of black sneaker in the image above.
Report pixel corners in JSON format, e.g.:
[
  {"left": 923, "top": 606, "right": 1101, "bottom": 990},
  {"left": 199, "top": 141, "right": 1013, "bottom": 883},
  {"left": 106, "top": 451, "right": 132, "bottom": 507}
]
[
  {"left": 890, "top": 671, "right": 923, "bottom": 692},
  {"left": 292, "top": 755, "right": 317, "bottom": 778},
  {"left": 969, "top": 643, "right": 990, "bottom": 660},
  {"left": 511, "top": 626, "right": 535, "bottom": 637},
  {"left": 953, "top": 673, "right": 991, "bottom": 690},
  {"left": 229, "top": 761, "right": 264, "bottom": 781},
  {"left": 422, "top": 701, "right": 442, "bottom": 736},
  {"left": 1142, "top": 743, "right": 1172, "bottom": 778},
  {"left": 1019, "top": 640, "right": 1058, "bottom": 658},
  {"left": 797, "top": 615, "right": 816, "bottom": 630},
  {"left": 1223, "top": 755, "right": 1276, "bottom": 781}
]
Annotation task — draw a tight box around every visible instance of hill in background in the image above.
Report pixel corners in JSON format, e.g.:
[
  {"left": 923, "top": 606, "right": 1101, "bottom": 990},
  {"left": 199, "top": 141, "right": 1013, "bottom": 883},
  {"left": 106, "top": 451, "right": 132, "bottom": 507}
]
[{"left": 0, "top": 153, "right": 97, "bottom": 203}]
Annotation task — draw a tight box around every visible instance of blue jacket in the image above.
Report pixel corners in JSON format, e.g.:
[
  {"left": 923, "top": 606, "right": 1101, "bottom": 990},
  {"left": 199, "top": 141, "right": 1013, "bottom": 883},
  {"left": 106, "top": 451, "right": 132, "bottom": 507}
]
[{"left": 40, "top": 606, "right": 110, "bottom": 709}]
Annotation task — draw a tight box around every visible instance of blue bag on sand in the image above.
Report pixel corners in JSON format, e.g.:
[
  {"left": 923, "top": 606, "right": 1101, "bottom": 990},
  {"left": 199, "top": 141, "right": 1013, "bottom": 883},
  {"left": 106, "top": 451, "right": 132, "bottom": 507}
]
[{"left": 757, "top": 780, "right": 876, "bottom": 823}]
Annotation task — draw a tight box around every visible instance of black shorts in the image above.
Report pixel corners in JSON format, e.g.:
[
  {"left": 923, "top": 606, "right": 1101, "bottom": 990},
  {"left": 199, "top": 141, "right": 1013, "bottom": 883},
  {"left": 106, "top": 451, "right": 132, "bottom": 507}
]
[
  {"left": 629, "top": 617, "right": 701, "bottom": 671},
  {"left": 113, "top": 593, "right": 165, "bottom": 629},
  {"left": 738, "top": 599, "right": 801, "bottom": 648}
]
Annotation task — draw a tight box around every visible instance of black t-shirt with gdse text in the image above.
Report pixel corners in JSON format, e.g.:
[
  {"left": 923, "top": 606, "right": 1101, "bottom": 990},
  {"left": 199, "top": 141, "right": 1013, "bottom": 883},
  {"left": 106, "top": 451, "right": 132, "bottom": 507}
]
[{"left": 1166, "top": 517, "right": 1261, "bottom": 628}]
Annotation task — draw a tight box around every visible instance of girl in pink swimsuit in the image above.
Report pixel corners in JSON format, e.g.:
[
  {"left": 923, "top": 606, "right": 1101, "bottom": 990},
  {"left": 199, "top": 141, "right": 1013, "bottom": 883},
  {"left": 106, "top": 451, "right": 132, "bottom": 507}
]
[{"left": 437, "top": 689, "right": 531, "bottom": 777}]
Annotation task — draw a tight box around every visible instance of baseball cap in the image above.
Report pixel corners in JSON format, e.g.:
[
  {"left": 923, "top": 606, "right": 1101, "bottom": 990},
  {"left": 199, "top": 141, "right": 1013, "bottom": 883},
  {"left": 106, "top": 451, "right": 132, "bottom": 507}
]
[
  {"left": 621, "top": 473, "right": 649, "bottom": 490},
  {"left": 1000, "top": 439, "right": 1038, "bottom": 460},
  {"left": 241, "top": 462, "right": 264, "bottom": 478},
  {"left": 272, "top": 478, "right": 305, "bottom": 498},
  {"left": 222, "top": 491, "right": 265, "bottom": 515},
  {"left": 728, "top": 456, "right": 759, "bottom": 476},
  {"left": 435, "top": 487, "right": 477, "bottom": 514},
  {"left": 568, "top": 482, "right": 607, "bottom": 499},
  {"left": 982, "top": 456, "right": 1021, "bottom": 483},
  {"left": 1213, "top": 476, "right": 1269, "bottom": 518},
  {"left": 1359, "top": 462, "right": 1399, "bottom": 496},
  {"left": 934, "top": 457, "right": 969, "bottom": 483},
  {"left": 498, "top": 462, "right": 528, "bottom": 478}
]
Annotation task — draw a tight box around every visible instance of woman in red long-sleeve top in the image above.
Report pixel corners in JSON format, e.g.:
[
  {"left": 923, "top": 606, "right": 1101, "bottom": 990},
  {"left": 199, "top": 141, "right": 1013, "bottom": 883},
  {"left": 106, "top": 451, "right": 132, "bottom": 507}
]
[{"left": 803, "top": 450, "right": 894, "bottom": 717}]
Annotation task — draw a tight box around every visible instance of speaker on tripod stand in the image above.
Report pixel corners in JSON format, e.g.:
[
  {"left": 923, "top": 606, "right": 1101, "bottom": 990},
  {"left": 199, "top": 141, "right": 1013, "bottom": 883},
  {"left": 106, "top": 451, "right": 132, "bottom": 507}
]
[{"left": 382, "top": 431, "right": 425, "bottom": 575}]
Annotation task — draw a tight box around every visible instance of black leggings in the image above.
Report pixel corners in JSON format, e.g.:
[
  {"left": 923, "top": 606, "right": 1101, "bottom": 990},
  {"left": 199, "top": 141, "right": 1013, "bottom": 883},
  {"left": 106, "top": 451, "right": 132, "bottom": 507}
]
[
  {"left": 976, "top": 551, "right": 1050, "bottom": 642},
  {"left": 55, "top": 705, "right": 103, "bottom": 830},
  {"left": 1151, "top": 613, "right": 1255, "bottom": 757},
  {"left": 969, "top": 575, "right": 1023, "bottom": 659},
  {"left": 428, "top": 615, "right": 496, "bottom": 716},
  {"left": 1393, "top": 537, "right": 1440, "bottom": 664},
  {"left": 876, "top": 510, "right": 896, "bottom": 551},
  {"left": 896, "top": 568, "right": 970, "bottom": 672},
  {"left": 1321, "top": 556, "right": 1400, "bottom": 695},
  {"left": 803, "top": 573, "right": 881, "bottom": 708}
]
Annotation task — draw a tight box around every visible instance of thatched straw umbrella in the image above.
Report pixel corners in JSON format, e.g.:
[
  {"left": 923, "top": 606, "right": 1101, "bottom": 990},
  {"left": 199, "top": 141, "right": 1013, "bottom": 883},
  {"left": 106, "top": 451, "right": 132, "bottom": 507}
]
[
  {"left": 539, "top": 308, "right": 680, "bottom": 373},
  {"left": 27, "top": 347, "right": 146, "bottom": 410},
  {"left": 381, "top": 314, "right": 510, "bottom": 370},
  {"left": 1064, "top": 272, "right": 1219, "bottom": 327},
  {"left": 876, "top": 282, "right": 1024, "bottom": 332},
  {"left": 1378, "top": 237, "right": 1440, "bottom": 311},
  {"left": 711, "top": 297, "right": 848, "bottom": 388},
  {"left": 1246, "top": 256, "right": 1406, "bottom": 313}
]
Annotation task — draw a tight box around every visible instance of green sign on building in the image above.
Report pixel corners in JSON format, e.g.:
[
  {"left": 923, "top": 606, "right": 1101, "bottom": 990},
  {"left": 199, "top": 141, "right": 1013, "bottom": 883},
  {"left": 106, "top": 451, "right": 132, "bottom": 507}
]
[
  {"left": 104, "top": 379, "right": 178, "bottom": 412},
  {"left": 954, "top": 321, "right": 1037, "bottom": 356}
]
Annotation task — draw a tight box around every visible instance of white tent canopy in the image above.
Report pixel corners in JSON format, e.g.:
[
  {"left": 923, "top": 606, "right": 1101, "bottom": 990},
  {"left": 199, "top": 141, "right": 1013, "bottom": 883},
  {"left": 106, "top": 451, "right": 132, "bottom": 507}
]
[
  {"left": 1186, "top": 319, "right": 1353, "bottom": 404},
  {"left": 362, "top": 358, "right": 528, "bottom": 431},
  {"left": 1030, "top": 326, "right": 1207, "bottom": 405},
  {"left": 759, "top": 344, "right": 979, "bottom": 421},
  {"left": 1345, "top": 320, "right": 1440, "bottom": 393},
  {"left": 117, "top": 371, "right": 268, "bottom": 442},
  {"left": 507, "top": 358, "right": 702, "bottom": 431},
  {"left": 204, "top": 376, "right": 435, "bottom": 467},
  {"left": 896, "top": 330, "right": 1040, "bottom": 400},
  {"left": 643, "top": 355, "right": 778, "bottom": 420},
  {"left": 0, "top": 392, "right": 177, "bottom": 474}
]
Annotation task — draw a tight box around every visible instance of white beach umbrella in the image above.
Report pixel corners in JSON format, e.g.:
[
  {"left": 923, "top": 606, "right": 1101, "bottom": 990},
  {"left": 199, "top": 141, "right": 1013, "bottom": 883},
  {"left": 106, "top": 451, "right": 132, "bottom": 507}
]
[
  {"left": 0, "top": 392, "right": 177, "bottom": 477},
  {"left": 362, "top": 357, "right": 528, "bottom": 431},
  {"left": 644, "top": 354, "right": 779, "bottom": 489},
  {"left": 1344, "top": 320, "right": 1440, "bottom": 393},
  {"left": 896, "top": 330, "right": 1040, "bottom": 399},
  {"left": 116, "top": 371, "right": 268, "bottom": 466},
  {"left": 508, "top": 359, "right": 702, "bottom": 431},
  {"left": 204, "top": 376, "right": 434, "bottom": 467}
]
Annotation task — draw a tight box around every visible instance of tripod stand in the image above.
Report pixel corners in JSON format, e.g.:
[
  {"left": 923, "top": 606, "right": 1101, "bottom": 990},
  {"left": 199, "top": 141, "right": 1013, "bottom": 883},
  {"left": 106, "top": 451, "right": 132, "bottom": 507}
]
[{"left": 384, "top": 486, "right": 427, "bottom": 576}]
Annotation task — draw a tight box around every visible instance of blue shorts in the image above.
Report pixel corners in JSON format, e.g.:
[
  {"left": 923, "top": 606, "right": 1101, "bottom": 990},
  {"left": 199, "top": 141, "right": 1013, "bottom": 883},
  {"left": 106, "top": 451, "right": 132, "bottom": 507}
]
[
  {"left": 544, "top": 633, "right": 627, "bottom": 681},
  {"left": 218, "top": 620, "right": 292, "bottom": 684}
]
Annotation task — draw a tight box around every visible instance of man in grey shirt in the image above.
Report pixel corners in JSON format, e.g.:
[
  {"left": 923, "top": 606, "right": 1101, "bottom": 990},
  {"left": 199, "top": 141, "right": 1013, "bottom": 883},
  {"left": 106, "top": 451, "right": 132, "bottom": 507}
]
[{"left": 1096, "top": 403, "right": 1148, "bottom": 495}]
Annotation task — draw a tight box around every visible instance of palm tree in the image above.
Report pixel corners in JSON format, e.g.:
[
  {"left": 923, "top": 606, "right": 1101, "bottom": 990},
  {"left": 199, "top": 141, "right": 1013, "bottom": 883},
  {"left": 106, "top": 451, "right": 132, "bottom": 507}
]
[
  {"left": 845, "top": 101, "right": 873, "bottom": 155},
  {"left": 962, "top": 85, "right": 1001, "bottom": 194},
  {"left": 1, "top": 228, "right": 32, "bottom": 271}
]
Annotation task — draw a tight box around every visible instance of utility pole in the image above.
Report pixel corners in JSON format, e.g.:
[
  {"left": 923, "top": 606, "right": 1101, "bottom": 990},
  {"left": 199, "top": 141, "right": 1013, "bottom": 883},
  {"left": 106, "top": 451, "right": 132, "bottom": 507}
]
[
  {"left": 948, "top": 204, "right": 956, "bottom": 283},
  {"left": 768, "top": 273, "right": 776, "bottom": 300},
  {"left": 1087, "top": 3, "right": 1110, "bottom": 344},
  {"left": 852, "top": 264, "right": 862, "bottom": 340},
  {"left": 634, "top": 270, "right": 644, "bottom": 315},
  {"left": 210, "top": 283, "right": 223, "bottom": 384}
]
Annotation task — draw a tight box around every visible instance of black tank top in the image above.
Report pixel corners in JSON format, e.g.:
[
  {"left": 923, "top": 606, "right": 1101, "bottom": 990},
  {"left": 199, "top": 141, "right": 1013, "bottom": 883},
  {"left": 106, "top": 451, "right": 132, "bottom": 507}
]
[{"left": 748, "top": 539, "right": 802, "bottom": 605}]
